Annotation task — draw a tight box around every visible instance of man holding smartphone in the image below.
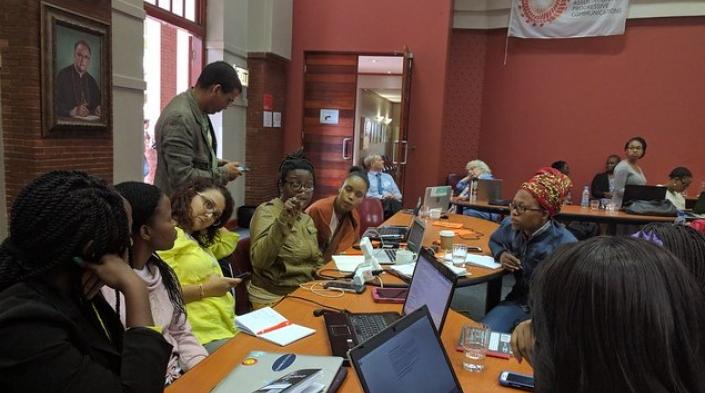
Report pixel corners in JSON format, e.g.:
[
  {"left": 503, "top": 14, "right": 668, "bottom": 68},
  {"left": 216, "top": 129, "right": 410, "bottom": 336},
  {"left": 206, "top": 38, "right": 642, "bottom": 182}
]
[{"left": 154, "top": 61, "right": 244, "bottom": 195}]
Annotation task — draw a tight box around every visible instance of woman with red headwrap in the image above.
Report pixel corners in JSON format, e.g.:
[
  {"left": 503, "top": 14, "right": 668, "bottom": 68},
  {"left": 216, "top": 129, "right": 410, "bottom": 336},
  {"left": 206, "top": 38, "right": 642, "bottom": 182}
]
[{"left": 481, "top": 167, "right": 577, "bottom": 333}]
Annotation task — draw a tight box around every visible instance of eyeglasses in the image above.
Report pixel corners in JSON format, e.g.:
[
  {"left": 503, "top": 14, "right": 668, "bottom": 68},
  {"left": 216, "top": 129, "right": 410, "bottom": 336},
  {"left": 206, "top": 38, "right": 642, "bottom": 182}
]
[
  {"left": 197, "top": 193, "right": 223, "bottom": 223},
  {"left": 509, "top": 202, "right": 543, "bottom": 215},
  {"left": 285, "top": 180, "right": 315, "bottom": 192}
]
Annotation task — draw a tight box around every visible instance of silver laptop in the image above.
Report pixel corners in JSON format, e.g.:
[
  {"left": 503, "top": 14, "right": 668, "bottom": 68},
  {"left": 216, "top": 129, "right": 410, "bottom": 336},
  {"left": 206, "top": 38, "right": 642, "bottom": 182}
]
[
  {"left": 476, "top": 178, "right": 502, "bottom": 202},
  {"left": 211, "top": 351, "right": 344, "bottom": 393},
  {"left": 373, "top": 217, "right": 425, "bottom": 264},
  {"left": 423, "top": 185, "right": 452, "bottom": 213}
]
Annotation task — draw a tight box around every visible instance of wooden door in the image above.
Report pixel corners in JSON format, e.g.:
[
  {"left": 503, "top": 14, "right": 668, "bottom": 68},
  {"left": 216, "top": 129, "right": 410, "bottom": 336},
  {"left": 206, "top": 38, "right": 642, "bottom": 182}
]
[
  {"left": 393, "top": 51, "right": 413, "bottom": 200},
  {"left": 302, "top": 53, "right": 358, "bottom": 200}
]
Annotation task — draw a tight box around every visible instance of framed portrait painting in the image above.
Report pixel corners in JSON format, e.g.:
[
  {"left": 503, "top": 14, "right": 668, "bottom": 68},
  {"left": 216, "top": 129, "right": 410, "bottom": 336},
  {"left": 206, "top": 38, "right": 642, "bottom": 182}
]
[{"left": 41, "top": 3, "right": 111, "bottom": 135}]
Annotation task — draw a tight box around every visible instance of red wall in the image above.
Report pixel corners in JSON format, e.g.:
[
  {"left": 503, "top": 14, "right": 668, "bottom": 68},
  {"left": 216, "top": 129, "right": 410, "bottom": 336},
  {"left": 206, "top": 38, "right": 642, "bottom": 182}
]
[
  {"left": 285, "top": 0, "right": 454, "bottom": 204},
  {"left": 440, "top": 29, "right": 488, "bottom": 179},
  {"left": 475, "top": 17, "right": 705, "bottom": 198}
]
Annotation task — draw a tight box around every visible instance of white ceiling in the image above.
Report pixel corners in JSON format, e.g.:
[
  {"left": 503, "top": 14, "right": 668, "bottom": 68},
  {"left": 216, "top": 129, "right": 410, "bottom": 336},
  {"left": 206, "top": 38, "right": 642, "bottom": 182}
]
[
  {"left": 370, "top": 88, "right": 402, "bottom": 103},
  {"left": 358, "top": 56, "right": 404, "bottom": 74}
]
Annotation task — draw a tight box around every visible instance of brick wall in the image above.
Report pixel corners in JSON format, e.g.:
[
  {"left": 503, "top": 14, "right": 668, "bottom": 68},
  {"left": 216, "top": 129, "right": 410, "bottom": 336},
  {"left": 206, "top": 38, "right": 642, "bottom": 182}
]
[
  {"left": 160, "top": 23, "right": 177, "bottom": 112},
  {"left": 0, "top": 0, "right": 113, "bottom": 210},
  {"left": 245, "top": 52, "right": 288, "bottom": 206}
]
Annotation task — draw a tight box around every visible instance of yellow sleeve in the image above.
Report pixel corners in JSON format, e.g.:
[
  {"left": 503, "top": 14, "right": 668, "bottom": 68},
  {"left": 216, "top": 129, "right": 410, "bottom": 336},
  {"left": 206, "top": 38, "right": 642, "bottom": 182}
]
[{"left": 208, "top": 228, "right": 239, "bottom": 259}]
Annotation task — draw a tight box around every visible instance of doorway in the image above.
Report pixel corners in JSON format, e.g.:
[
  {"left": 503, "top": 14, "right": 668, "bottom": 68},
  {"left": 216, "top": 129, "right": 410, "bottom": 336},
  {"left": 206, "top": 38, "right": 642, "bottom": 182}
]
[{"left": 302, "top": 51, "right": 413, "bottom": 202}]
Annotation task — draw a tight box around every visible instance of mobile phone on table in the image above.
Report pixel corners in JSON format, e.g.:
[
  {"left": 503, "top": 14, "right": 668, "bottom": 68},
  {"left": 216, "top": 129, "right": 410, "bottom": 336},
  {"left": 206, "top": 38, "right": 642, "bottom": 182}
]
[
  {"left": 233, "top": 271, "right": 251, "bottom": 280},
  {"left": 498, "top": 371, "right": 534, "bottom": 391},
  {"left": 371, "top": 287, "right": 408, "bottom": 303}
]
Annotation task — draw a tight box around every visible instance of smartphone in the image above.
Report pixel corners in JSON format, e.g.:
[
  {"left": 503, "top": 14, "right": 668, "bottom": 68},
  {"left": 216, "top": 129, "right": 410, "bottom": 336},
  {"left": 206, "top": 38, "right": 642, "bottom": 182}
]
[
  {"left": 323, "top": 280, "right": 366, "bottom": 294},
  {"left": 371, "top": 287, "right": 408, "bottom": 303},
  {"left": 498, "top": 371, "right": 534, "bottom": 391},
  {"left": 233, "top": 271, "right": 251, "bottom": 280}
]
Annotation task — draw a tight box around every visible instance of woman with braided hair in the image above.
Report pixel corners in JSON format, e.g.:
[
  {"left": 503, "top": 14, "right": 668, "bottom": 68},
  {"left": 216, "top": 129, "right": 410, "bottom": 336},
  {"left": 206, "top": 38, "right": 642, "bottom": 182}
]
[
  {"left": 102, "top": 182, "right": 208, "bottom": 384},
  {"left": 0, "top": 171, "right": 171, "bottom": 393},
  {"left": 633, "top": 222, "right": 705, "bottom": 293},
  {"left": 248, "top": 149, "right": 324, "bottom": 309}
]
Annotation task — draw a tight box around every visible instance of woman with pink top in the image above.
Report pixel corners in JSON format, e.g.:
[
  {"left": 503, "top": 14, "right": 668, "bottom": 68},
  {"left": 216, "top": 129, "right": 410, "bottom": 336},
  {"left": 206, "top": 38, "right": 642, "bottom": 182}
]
[{"left": 104, "top": 182, "right": 208, "bottom": 384}]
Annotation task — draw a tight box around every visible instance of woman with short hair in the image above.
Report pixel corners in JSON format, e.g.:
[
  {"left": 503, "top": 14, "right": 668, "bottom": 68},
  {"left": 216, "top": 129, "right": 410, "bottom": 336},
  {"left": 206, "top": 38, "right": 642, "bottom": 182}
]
[{"left": 248, "top": 150, "right": 324, "bottom": 309}]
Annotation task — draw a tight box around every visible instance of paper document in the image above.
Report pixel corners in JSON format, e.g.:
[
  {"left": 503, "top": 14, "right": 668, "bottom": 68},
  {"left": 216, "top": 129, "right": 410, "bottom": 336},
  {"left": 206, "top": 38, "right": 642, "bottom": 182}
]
[
  {"left": 465, "top": 254, "right": 502, "bottom": 270},
  {"left": 235, "top": 307, "right": 315, "bottom": 346},
  {"left": 390, "top": 262, "right": 467, "bottom": 278},
  {"left": 332, "top": 255, "right": 365, "bottom": 273}
]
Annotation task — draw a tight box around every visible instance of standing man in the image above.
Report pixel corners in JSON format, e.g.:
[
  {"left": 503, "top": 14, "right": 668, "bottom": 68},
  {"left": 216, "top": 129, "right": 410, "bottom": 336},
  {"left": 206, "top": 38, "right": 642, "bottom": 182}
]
[
  {"left": 55, "top": 40, "right": 101, "bottom": 118},
  {"left": 155, "top": 61, "right": 243, "bottom": 195},
  {"left": 364, "top": 154, "right": 402, "bottom": 218}
]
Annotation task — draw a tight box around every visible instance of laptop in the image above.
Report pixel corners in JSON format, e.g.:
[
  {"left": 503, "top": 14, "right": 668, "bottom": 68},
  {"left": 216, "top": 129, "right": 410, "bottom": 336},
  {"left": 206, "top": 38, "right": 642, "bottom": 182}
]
[
  {"left": 373, "top": 217, "right": 425, "bottom": 264},
  {"left": 476, "top": 178, "right": 502, "bottom": 202},
  {"left": 323, "top": 247, "right": 457, "bottom": 361},
  {"left": 622, "top": 184, "right": 667, "bottom": 206},
  {"left": 685, "top": 191, "right": 705, "bottom": 219},
  {"left": 423, "top": 186, "right": 452, "bottom": 213},
  {"left": 211, "top": 351, "right": 346, "bottom": 393},
  {"left": 371, "top": 198, "right": 424, "bottom": 242},
  {"left": 349, "top": 306, "right": 463, "bottom": 393}
]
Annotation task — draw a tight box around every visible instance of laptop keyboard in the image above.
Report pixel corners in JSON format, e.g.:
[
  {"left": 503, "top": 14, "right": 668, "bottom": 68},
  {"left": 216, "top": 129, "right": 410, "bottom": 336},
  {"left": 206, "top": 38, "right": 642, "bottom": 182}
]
[
  {"left": 350, "top": 314, "right": 390, "bottom": 342},
  {"left": 385, "top": 249, "right": 397, "bottom": 261}
]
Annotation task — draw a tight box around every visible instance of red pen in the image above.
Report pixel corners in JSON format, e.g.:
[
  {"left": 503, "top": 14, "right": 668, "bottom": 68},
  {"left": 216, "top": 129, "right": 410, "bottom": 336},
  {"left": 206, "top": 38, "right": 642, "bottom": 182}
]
[{"left": 256, "top": 320, "right": 292, "bottom": 335}]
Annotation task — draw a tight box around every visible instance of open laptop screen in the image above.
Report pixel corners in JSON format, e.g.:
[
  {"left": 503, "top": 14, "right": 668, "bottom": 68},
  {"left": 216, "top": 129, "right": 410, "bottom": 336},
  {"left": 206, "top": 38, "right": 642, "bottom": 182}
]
[
  {"left": 353, "top": 307, "right": 462, "bottom": 393},
  {"left": 405, "top": 218, "right": 425, "bottom": 254},
  {"left": 403, "top": 250, "right": 454, "bottom": 330}
]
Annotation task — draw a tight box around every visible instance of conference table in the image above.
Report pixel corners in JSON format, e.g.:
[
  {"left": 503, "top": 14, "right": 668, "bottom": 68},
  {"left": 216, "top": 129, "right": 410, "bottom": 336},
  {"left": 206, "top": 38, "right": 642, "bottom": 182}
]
[
  {"left": 319, "top": 211, "right": 507, "bottom": 311},
  {"left": 453, "top": 198, "right": 675, "bottom": 234},
  {"left": 167, "top": 286, "right": 533, "bottom": 393}
]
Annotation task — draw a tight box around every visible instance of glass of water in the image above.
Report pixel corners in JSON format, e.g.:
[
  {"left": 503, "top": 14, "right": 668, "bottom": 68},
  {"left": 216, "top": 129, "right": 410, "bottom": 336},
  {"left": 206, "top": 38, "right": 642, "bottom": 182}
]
[
  {"left": 462, "top": 324, "right": 489, "bottom": 372},
  {"left": 452, "top": 244, "right": 467, "bottom": 267}
]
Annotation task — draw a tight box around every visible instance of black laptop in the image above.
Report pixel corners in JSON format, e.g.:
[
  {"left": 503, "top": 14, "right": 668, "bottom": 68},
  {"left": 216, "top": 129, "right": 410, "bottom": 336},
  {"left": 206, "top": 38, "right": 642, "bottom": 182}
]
[
  {"left": 622, "top": 184, "right": 667, "bottom": 206},
  {"left": 323, "top": 247, "right": 457, "bottom": 362},
  {"left": 349, "top": 306, "right": 463, "bottom": 393},
  {"left": 373, "top": 217, "right": 425, "bottom": 264}
]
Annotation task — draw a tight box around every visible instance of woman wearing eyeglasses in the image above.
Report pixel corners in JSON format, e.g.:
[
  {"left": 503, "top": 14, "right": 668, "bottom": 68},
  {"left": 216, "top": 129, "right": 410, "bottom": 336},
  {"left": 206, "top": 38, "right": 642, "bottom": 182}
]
[
  {"left": 248, "top": 150, "right": 324, "bottom": 309},
  {"left": 481, "top": 167, "right": 577, "bottom": 333},
  {"left": 158, "top": 178, "right": 240, "bottom": 353}
]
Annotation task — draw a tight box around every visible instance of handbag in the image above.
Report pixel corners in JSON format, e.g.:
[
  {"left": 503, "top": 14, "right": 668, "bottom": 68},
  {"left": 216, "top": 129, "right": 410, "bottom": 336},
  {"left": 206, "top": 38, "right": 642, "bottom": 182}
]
[{"left": 623, "top": 199, "right": 678, "bottom": 217}]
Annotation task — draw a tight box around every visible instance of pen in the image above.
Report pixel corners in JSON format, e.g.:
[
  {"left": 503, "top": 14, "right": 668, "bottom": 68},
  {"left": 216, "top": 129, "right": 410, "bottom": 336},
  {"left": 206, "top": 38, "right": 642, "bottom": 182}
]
[{"left": 256, "top": 320, "right": 292, "bottom": 335}]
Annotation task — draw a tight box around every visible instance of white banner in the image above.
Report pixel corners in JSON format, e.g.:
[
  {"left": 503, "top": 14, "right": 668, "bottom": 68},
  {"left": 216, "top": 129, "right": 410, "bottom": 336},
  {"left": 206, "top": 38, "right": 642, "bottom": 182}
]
[{"left": 508, "top": 0, "right": 629, "bottom": 38}]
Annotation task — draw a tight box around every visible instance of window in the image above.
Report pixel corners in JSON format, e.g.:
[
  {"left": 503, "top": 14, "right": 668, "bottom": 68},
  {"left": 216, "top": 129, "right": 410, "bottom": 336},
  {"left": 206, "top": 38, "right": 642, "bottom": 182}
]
[{"left": 144, "top": 0, "right": 205, "bottom": 36}]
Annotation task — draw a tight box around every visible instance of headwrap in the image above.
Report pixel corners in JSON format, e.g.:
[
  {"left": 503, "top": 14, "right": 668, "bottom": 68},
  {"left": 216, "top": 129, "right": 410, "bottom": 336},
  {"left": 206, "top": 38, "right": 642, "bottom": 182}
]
[{"left": 520, "top": 167, "right": 572, "bottom": 217}]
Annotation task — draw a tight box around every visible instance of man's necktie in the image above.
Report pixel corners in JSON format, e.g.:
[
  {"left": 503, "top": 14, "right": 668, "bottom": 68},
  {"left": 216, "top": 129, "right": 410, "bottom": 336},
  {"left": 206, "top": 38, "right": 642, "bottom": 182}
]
[{"left": 376, "top": 173, "right": 383, "bottom": 196}]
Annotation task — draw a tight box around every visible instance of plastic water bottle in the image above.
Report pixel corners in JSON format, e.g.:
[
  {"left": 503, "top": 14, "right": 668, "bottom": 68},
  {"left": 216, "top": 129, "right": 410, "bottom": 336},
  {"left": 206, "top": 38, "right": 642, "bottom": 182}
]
[{"left": 581, "top": 186, "right": 590, "bottom": 208}]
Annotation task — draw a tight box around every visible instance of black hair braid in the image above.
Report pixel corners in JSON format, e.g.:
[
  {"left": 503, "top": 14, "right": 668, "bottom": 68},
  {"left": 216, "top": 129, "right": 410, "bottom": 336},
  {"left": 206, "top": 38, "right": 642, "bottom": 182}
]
[
  {"left": 115, "top": 181, "right": 186, "bottom": 316},
  {"left": 151, "top": 254, "right": 186, "bottom": 317},
  {"left": 278, "top": 148, "right": 316, "bottom": 189},
  {"left": 640, "top": 223, "right": 705, "bottom": 292},
  {"left": 0, "top": 171, "right": 130, "bottom": 292}
]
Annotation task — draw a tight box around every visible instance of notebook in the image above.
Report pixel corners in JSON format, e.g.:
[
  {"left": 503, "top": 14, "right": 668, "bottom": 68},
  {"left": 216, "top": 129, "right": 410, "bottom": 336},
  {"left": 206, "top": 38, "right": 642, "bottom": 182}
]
[
  {"left": 323, "top": 248, "right": 457, "bottom": 362},
  {"left": 349, "top": 306, "right": 463, "bottom": 393},
  {"left": 236, "top": 307, "right": 316, "bottom": 346},
  {"left": 211, "top": 351, "right": 346, "bottom": 393}
]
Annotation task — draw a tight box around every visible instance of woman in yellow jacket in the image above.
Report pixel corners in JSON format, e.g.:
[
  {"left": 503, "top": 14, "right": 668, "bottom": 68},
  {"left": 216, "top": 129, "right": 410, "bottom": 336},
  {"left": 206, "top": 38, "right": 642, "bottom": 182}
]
[{"left": 158, "top": 178, "right": 241, "bottom": 353}]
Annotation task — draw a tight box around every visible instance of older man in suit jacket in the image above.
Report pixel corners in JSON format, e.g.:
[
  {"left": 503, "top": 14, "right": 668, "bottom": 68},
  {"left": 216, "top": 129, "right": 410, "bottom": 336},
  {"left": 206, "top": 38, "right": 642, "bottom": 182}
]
[{"left": 154, "top": 61, "right": 243, "bottom": 195}]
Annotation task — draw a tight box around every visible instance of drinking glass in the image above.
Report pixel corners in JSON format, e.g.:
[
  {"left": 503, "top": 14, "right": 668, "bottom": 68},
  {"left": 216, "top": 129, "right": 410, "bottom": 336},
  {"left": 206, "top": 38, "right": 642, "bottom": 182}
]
[
  {"left": 452, "top": 244, "right": 467, "bottom": 267},
  {"left": 462, "top": 325, "right": 489, "bottom": 372}
]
